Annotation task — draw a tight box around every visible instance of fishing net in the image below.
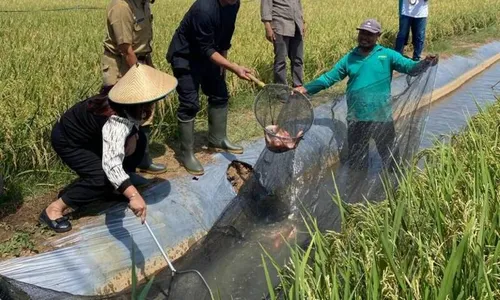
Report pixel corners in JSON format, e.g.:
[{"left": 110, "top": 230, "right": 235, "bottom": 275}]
[
  {"left": 0, "top": 276, "right": 105, "bottom": 300},
  {"left": 141, "top": 220, "right": 215, "bottom": 300},
  {"left": 0, "top": 60, "right": 438, "bottom": 300},
  {"left": 128, "top": 60, "right": 439, "bottom": 299},
  {"left": 253, "top": 84, "right": 314, "bottom": 152}
]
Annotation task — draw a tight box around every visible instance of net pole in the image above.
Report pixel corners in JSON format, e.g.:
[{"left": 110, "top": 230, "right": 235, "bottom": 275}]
[{"left": 144, "top": 220, "right": 177, "bottom": 273}]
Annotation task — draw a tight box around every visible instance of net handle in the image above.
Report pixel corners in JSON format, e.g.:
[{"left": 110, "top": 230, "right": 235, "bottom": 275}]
[
  {"left": 248, "top": 74, "right": 266, "bottom": 88},
  {"left": 144, "top": 220, "right": 177, "bottom": 273},
  {"left": 143, "top": 219, "right": 215, "bottom": 300}
]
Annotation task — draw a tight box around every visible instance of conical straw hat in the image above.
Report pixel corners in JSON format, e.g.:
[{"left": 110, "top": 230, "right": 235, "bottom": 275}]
[{"left": 109, "top": 63, "right": 177, "bottom": 105}]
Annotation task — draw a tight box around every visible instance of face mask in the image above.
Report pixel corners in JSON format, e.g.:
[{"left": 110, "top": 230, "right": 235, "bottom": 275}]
[{"left": 124, "top": 111, "right": 144, "bottom": 127}]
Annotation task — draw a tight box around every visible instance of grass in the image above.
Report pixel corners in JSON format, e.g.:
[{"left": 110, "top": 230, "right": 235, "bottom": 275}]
[
  {"left": 263, "top": 96, "right": 500, "bottom": 299},
  {"left": 0, "top": 232, "right": 36, "bottom": 258},
  {"left": 0, "top": 0, "right": 499, "bottom": 208},
  {"left": 426, "top": 25, "right": 500, "bottom": 57},
  {"left": 131, "top": 240, "right": 155, "bottom": 300}
]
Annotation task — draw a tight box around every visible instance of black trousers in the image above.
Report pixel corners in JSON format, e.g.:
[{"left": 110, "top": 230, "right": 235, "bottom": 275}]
[
  {"left": 172, "top": 61, "right": 229, "bottom": 121},
  {"left": 51, "top": 123, "right": 146, "bottom": 209},
  {"left": 347, "top": 121, "right": 397, "bottom": 170}
]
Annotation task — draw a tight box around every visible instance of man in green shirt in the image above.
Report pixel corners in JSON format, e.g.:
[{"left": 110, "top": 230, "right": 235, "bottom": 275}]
[{"left": 295, "top": 19, "right": 436, "bottom": 169}]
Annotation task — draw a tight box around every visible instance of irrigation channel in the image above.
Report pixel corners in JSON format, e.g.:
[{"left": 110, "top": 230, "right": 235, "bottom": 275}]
[{"left": 0, "top": 42, "right": 499, "bottom": 299}]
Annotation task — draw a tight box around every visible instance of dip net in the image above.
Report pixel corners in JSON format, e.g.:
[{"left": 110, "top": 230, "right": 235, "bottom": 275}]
[{"left": 253, "top": 84, "right": 314, "bottom": 152}]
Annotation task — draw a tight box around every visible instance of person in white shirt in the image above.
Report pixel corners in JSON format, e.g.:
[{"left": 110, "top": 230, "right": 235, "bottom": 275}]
[
  {"left": 39, "top": 64, "right": 177, "bottom": 233},
  {"left": 395, "top": 0, "right": 429, "bottom": 61}
]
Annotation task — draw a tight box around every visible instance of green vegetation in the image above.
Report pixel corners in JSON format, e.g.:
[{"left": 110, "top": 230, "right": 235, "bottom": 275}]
[
  {"left": 0, "top": 0, "right": 498, "bottom": 208},
  {"left": 0, "top": 232, "right": 35, "bottom": 258},
  {"left": 263, "top": 97, "right": 500, "bottom": 299},
  {"left": 131, "top": 240, "right": 155, "bottom": 300}
]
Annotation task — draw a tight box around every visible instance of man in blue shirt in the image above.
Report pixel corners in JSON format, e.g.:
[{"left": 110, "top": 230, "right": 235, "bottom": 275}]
[{"left": 295, "top": 19, "right": 436, "bottom": 169}]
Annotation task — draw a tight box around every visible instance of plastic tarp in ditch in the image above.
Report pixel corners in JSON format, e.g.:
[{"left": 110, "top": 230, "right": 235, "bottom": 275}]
[{"left": 1, "top": 41, "right": 499, "bottom": 300}]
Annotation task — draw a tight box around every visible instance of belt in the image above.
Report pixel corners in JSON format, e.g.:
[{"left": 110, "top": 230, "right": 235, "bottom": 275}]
[{"left": 104, "top": 49, "right": 149, "bottom": 62}]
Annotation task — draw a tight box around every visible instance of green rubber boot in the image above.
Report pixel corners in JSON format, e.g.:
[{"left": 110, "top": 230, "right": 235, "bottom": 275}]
[
  {"left": 207, "top": 105, "right": 243, "bottom": 154},
  {"left": 178, "top": 119, "right": 204, "bottom": 176}
]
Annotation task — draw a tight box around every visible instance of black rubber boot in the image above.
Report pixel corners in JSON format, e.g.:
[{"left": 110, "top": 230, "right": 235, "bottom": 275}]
[
  {"left": 137, "top": 126, "right": 167, "bottom": 174},
  {"left": 178, "top": 119, "right": 204, "bottom": 176},
  {"left": 207, "top": 105, "right": 243, "bottom": 154}
]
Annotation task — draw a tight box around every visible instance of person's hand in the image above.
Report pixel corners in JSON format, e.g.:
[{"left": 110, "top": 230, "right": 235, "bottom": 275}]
[
  {"left": 265, "top": 27, "right": 275, "bottom": 42},
  {"left": 125, "top": 133, "right": 139, "bottom": 156},
  {"left": 129, "top": 193, "right": 147, "bottom": 223},
  {"left": 231, "top": 64, "right": 252, "bottom": 80},
  {"left": 293, "top": 86, "right": 307, "bottom": 95},
  {"left": 424, "top": 54, "right": 438, "bottom": 66},
  {"left": 264, "top": 22, "right": 275, "bottom": 43}
]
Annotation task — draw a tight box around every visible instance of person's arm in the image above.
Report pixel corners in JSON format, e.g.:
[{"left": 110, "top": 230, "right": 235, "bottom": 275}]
[
  {"left": 299, "top": 0, "right": 305, "bottom": 37},
  {"left": 263, "top": 21, "right": 275, "bottom": 42},
  {"left": 192, "top": 11, "right": 217, "bottom": 60},
  {"left": 108, "top": 3, "right": 137, "bottom": 67},
  {"left": 123, "top": 185, "right": 147, "bottom": 223},
  {"left": 192, "top": 11, "right": 251, "bottom": 80},
  {"left": 299, "top": 55, "right": 349, "bottom": 96},
  {"left": 220, "top": 3, "right": 239, "bottom": 51},
  {"left": 210, "top": 52, "right": 251, "bottom": 80},
  {"left": 390, "top": 49, "right": 437, "bottom": 76},
  {"left": 261, "top": 0, "right": 275, "bottom": 42},
  {"left": 118, "top": 44, "right": 137, "bottom": 67},
  {"left": 102, "top": 116, "right": 147, "bottom": 222}
]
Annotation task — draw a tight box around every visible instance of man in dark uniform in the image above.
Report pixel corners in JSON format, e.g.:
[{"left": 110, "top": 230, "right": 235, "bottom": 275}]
[{"left": 166, "top": 0, "right": 251, "bottom": 176}]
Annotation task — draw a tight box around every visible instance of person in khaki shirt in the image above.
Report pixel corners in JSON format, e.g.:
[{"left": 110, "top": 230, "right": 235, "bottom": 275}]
[
  {"left": 102, "top": 0, "right": 166, "bottom": 179},
  {"left": 261, "top": 0, "right": 305, "bottom": 87}
]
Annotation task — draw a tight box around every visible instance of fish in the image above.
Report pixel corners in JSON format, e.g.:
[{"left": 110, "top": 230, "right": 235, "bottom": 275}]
[{"left": 265, "top": 125, "right": 304, "bottom": 151}]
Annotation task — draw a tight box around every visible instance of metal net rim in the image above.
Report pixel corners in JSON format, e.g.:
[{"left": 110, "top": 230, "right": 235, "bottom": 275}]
[{"left": 252, "top": 83, "right": 315, "bottom": 134}]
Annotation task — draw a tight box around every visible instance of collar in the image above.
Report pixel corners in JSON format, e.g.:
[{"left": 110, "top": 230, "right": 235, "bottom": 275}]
[
  {"left": 131, "top": 0, "right": 146, "bottom": 9},
  {"left": 353, "top": 44, "right": 382, "bottom": 57}
]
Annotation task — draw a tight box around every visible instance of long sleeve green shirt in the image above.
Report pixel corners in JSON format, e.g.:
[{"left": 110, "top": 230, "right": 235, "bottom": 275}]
[{"left": 304, "top": 45, "right": 420, "bottom": 122}]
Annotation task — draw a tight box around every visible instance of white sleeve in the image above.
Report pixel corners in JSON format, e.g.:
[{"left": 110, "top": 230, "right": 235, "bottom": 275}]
[{"left": 102, "top": 115, "right": 134, "bottom": 190}]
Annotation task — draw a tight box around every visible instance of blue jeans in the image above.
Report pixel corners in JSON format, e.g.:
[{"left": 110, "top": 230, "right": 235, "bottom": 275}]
[{"left": 395, "top": 15, "right": 427, "bottom": 61}]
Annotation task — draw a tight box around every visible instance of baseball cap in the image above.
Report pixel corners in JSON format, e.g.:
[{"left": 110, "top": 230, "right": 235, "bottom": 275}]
[{"left": 356, "top": 19, "right": 382, "bottom": 34}]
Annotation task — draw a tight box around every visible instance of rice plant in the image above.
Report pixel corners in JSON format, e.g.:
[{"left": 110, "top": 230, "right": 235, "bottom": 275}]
[
  {"left": 131, "top": 240, "right": 155, "bottom": 300},
  {"left": 0, "top": 0, "right": 498, "bottom": 203},
  {"left": 263, "top": 99, "right": 500, "bottom": 299}
]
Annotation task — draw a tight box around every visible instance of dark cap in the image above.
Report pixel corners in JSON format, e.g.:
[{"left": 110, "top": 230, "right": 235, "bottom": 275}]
[{"left": 356, "top": 18, "right": 382, "bottom": 34}]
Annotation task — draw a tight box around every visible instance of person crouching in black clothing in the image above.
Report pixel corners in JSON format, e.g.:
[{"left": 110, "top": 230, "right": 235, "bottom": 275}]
[{"left": 40, "top": 64, "right": 177, "bottom": 233}]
